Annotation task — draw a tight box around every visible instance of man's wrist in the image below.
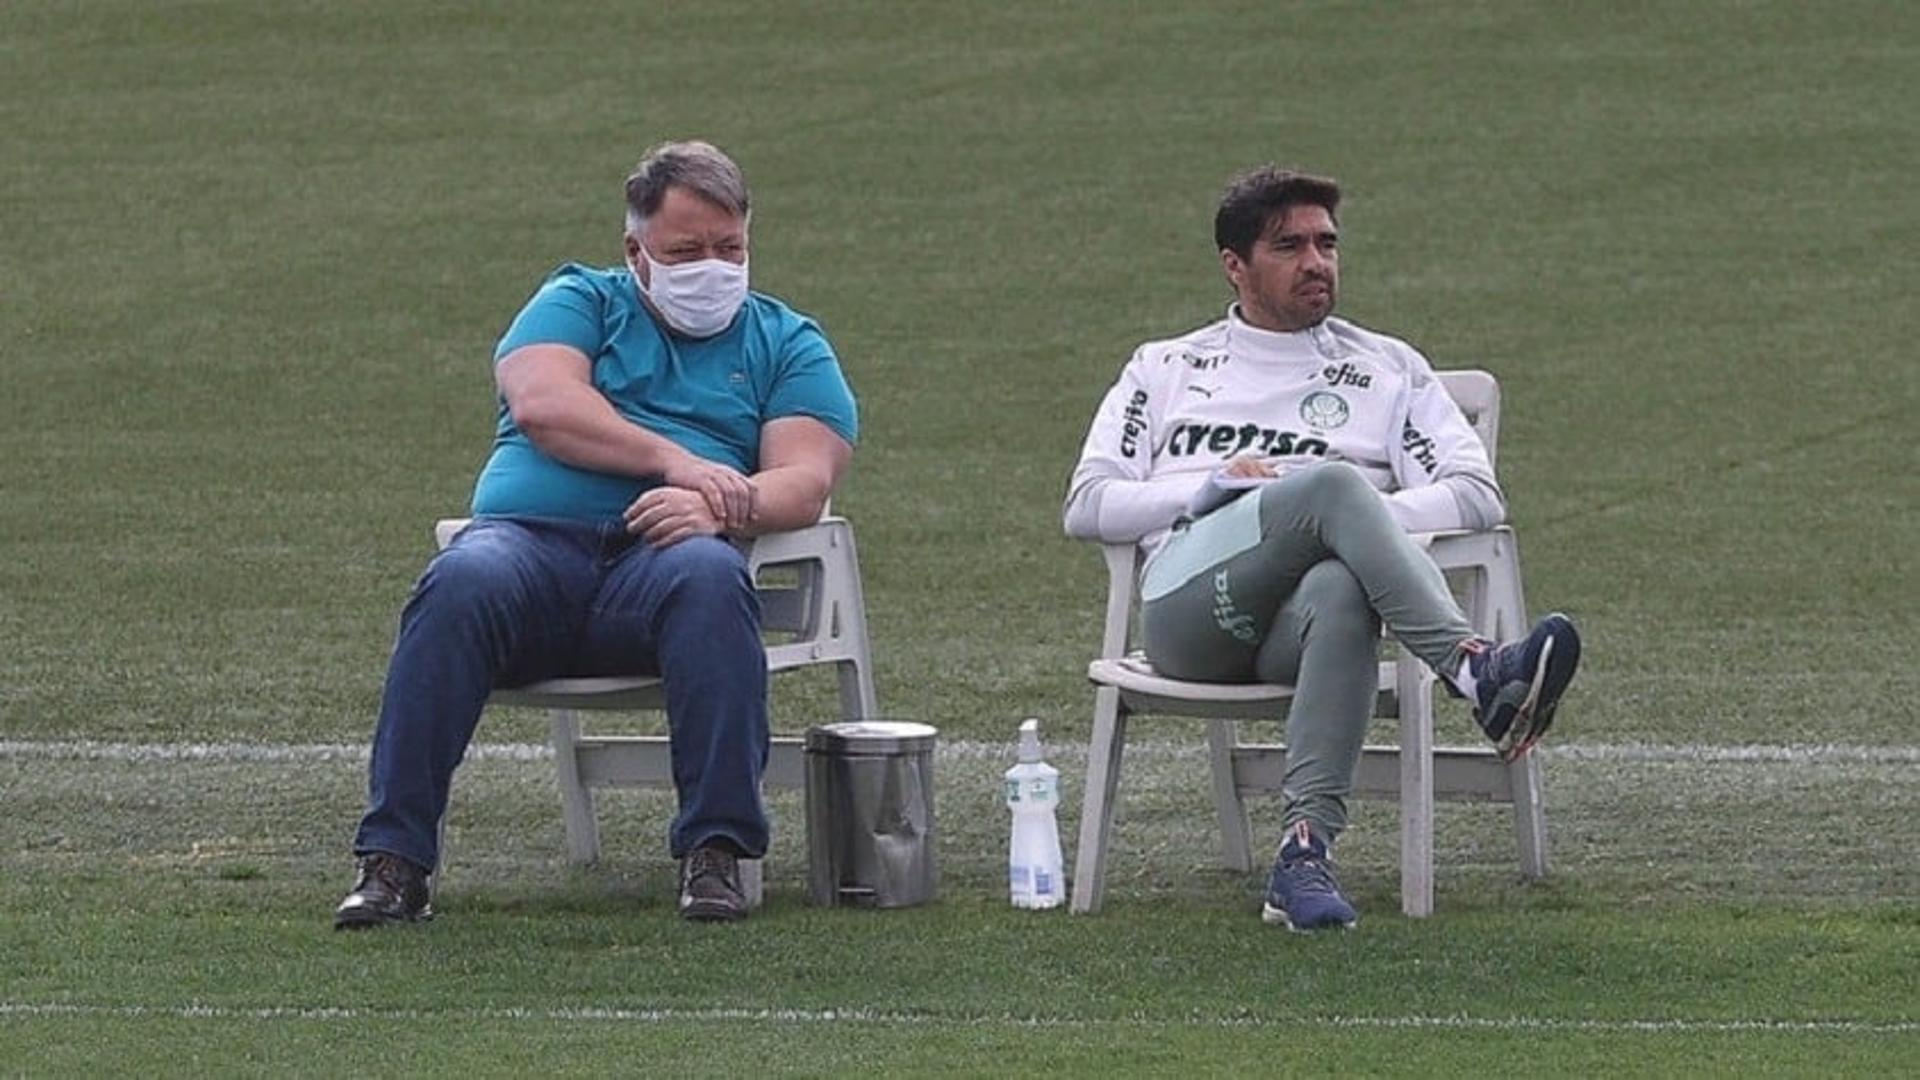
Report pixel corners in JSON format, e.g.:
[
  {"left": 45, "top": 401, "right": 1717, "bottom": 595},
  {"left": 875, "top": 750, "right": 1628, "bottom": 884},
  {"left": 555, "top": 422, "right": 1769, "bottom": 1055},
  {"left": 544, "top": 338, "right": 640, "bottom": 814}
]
[{"left": 652, "top": 444, "right": 693, "bottom": 482}]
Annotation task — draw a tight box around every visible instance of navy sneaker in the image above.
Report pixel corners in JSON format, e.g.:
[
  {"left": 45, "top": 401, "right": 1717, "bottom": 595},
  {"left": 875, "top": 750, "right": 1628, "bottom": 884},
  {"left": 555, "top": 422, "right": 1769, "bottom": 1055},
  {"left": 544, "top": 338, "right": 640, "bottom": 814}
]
[
  {"left": 1465, "top": 612, "right": 1582, "bottom": 761},
  {"left": 1261, "top": 821, "right": 1357, "bottom": 932}
]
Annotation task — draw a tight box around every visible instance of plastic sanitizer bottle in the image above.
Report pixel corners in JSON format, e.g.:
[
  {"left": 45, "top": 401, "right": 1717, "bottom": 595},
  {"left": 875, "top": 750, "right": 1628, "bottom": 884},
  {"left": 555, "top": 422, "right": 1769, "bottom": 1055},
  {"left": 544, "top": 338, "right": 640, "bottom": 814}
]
[{"left": 1005, "top": 718, "right": 1065, "bottom": 909}]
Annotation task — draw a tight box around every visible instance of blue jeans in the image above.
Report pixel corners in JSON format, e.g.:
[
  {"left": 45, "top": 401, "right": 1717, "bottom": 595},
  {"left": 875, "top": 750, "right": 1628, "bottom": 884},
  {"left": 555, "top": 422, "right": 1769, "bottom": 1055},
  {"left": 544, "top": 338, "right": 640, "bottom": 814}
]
[{"left": 352, "top": 516, "right": 769, "bottom": 869}]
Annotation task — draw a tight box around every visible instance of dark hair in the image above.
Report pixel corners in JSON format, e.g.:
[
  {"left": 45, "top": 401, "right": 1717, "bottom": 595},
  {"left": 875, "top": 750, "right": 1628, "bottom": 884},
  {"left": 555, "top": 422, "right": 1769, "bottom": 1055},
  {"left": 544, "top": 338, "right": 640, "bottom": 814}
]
[
  {"left": 1213, "top": 167, "right": 1341, "bottom": 257},
  {"left": 623, "top": 140, "right": 750, "bottom": 232}
]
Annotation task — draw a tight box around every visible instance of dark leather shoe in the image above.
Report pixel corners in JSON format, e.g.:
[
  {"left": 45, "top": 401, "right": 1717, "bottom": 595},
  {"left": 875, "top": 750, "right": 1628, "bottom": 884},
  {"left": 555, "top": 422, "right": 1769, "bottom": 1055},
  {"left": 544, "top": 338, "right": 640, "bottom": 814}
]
[
  {"left": 334, "top": 852, "right": 433, "bottom": 929},
  {"left": 678, "top": 846, "right": 747, "bottom": 922}
]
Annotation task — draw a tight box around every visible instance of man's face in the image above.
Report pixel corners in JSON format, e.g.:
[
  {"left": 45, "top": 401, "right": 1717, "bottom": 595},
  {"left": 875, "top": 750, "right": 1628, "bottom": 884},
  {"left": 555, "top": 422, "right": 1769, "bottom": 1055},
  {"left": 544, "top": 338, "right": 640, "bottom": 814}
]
[
  {"left": 625, "top": 185, "right": 749, "bottom": 285},
  {"left": 1222, "top": 203, "right": 1338, "bottom": 332}
]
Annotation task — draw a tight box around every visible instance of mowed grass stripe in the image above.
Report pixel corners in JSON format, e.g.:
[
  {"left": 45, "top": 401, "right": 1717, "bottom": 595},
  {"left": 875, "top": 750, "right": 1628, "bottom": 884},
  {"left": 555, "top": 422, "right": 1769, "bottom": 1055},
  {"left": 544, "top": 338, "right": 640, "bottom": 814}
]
[
  {"left": 8, "top": 738, "right": 1920, "bottom": 764},
  {"left": 4, "top": 1001, "right": 1918, "bottom": 1036},
  {"left": 7, "top": 738, "right": 1918, "bottom": 907},
  {"left": 5, "top": 1012, "right": 1916, "bottom": 1078}
]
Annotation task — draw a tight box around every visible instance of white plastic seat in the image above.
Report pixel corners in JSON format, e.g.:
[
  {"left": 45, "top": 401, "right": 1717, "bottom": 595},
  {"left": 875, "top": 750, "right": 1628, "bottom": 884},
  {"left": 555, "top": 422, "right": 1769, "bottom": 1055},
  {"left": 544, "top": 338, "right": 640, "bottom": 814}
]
[
  {"left": 1071, "top": 370, "right": 1548, "bottom": 916},
  {"left": 433, "top": 515, "right": 878, "bottom": 905}
]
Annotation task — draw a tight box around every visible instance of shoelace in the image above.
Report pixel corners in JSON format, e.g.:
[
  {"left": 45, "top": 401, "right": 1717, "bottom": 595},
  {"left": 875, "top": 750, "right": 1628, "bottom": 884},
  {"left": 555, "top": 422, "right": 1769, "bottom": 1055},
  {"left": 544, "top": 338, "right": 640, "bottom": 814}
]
[
  {"left": 1280, "top": 853, "right": 1341, "bottom": 896},
  {"left": 362, "top": 854, "right": 417, "bottom": 897},
  {"left": 685, "top": 849, "right": 738, "bottom": 888}
]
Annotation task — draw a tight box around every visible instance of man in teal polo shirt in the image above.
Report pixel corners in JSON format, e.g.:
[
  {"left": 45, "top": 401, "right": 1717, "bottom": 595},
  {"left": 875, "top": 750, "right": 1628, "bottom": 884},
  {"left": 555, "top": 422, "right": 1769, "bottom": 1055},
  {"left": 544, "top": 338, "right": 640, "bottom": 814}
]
[{"left": 337, "top": 141, "right": 858, "bottom": 927}]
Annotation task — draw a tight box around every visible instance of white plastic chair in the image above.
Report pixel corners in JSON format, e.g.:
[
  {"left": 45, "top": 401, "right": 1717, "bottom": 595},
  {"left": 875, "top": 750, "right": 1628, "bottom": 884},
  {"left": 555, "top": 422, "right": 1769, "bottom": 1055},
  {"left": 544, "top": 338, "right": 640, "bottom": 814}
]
[
  {"left": 432, "top": 515, "right": 878, "bottom": 906},
  {"left": 1071, "top": 370, "right": 1548, "bottom": 917}
]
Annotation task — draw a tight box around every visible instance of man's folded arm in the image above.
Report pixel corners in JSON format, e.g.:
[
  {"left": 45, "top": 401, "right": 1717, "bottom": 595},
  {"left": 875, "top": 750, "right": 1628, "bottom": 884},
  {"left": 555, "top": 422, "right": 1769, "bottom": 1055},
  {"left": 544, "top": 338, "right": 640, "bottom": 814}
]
[
  {"left": 743, "top": 415, "right": 853, "bottom": 536},
  {"left": 1063, "top": 467, "right": 1210, "bottom": 543},
  {"left": 496, "top": 343, "right": 694, "bottom": 477},
  {"left": 1383, "top": 475, "right": 1504, "bottom": 535}
]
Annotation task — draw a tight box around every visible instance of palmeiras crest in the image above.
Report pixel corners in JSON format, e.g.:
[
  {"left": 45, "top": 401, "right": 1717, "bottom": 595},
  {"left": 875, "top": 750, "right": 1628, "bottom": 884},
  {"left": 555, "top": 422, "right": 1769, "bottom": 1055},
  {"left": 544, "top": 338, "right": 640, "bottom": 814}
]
[{"left": 1300, "top": 390, "right": 1350, "bottom": 430}]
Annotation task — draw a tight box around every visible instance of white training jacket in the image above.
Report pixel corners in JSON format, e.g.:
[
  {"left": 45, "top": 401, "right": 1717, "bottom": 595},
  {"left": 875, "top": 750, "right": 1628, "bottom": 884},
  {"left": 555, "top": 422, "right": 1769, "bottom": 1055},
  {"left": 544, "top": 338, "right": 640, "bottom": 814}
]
[{"left": 1063, "top": 308, "right": 1506, "bottom": 560}]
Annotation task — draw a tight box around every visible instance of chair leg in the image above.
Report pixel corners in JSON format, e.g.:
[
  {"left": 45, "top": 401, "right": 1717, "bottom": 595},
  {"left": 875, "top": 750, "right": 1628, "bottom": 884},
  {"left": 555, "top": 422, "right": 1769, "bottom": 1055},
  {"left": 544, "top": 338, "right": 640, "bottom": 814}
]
[
  {"left": 1071, "top": 686, "right": 1128, "bottom": 914},
  {"left": 1396, "top": 657, "right": 1435, "bottom": 918},
  {"left": 1205, "top": 720, "right": 1255, "bottom": 873},
  {"left": 1492, "top": 535, "right": 1529, "bottom": 643},
  {"left": 823, "top": 524, "right": 880, "bottom": 722},
  {"left": 741, "top": 857, "right": 765, "bottom": 909},
  {"left": 1510, "top": 752, "right": 1549, "bottom": 880},
  {"left": 549, "top": 708, "right": 601, "bottom": 866},
  {"left": 837, "top": 657, "right": 878, "bottom": 722},
  {"left": 1463, "top": 564, "right": 1493, "bottom": 645}
]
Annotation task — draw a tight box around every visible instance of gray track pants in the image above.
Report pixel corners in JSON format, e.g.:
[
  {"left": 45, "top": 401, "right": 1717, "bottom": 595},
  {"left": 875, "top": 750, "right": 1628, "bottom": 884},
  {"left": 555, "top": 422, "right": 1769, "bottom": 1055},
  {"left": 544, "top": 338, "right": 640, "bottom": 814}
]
[{"left": 1139, "top": 462, "right": 1475, "bottom": 841}]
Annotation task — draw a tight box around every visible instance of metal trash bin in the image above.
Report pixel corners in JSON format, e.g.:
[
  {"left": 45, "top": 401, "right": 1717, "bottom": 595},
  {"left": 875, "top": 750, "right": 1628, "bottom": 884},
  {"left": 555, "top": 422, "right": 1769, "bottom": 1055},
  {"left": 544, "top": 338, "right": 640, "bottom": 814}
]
[{"left": 805, "top": 720, "right": 939, "bottom": 908}]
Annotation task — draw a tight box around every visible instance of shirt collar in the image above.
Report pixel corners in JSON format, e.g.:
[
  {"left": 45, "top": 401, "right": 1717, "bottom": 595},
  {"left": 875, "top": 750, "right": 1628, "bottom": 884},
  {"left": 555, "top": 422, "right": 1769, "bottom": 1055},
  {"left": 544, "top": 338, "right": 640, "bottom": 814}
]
[{"left": 1225, "top": 304, "right": 1343, "bottom": 361}]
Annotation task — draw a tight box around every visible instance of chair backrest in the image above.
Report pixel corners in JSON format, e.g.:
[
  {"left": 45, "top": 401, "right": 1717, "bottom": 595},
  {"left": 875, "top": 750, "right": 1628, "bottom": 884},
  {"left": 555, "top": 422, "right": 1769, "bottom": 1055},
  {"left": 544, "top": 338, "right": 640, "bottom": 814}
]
[
  {"left": 1435, "top": 369, "right": 1501, "bottom": 467},
  {"left": 1095, "top": 369, "right": 1503, "bottom": 660}
]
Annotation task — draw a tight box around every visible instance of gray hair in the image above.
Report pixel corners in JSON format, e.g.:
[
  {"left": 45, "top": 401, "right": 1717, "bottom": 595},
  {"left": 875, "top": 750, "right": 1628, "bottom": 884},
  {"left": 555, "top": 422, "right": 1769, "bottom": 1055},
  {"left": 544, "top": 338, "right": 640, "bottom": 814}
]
[{"left": 623, "top": 140, "right": 750, "bottom": 234}]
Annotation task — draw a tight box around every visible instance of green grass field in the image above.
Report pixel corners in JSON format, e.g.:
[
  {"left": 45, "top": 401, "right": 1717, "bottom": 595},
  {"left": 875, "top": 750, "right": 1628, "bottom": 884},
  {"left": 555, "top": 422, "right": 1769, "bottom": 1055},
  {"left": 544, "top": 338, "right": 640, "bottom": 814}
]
[{"left": 3, "top": 1, "right": 1917, "bottom": 1074}]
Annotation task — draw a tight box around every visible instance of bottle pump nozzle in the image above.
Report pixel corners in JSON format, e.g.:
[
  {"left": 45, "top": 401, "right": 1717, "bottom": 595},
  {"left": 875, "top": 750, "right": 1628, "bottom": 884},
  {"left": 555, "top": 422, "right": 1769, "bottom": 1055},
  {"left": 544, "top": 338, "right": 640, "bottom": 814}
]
[{"left": 1017, "top": 718, "right": 1042, "bottom": 763}]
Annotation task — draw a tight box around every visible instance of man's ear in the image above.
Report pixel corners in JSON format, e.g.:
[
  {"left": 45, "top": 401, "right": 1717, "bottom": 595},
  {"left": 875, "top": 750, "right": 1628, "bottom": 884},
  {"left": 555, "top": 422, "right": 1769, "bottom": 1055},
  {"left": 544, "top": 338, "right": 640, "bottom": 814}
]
[
  {"left": 1220, "top": 248, "right": 1245, "bottom": 292},
  {"left": 623, "top": 233, "right": 649, "bottom": 288}
]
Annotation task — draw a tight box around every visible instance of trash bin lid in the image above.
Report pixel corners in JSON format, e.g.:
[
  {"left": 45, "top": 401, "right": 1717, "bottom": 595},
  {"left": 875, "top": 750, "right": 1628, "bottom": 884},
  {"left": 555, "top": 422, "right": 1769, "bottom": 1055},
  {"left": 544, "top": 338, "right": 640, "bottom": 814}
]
[{"left": 805, "top": 720, "right": 938, "bottom": 755}]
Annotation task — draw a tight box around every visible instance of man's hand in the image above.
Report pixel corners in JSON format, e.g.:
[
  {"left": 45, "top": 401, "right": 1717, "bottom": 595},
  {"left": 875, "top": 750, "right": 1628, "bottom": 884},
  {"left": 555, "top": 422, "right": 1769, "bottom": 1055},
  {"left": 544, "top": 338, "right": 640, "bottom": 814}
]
[
  {"left": 1221, "top": 454, "right": 1280, "bottom": 480},
  {"left": 623, "top": 486, "right": 727, "bottom": 548},
  {"left": 661, "top": 453, "right": 755, "bottom": 532}
]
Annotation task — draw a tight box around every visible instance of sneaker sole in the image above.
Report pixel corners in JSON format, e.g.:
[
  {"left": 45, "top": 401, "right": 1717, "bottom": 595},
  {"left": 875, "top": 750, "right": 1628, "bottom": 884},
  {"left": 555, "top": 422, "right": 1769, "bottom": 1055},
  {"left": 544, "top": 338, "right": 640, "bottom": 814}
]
[
  {"left": 1260, "top": 901, "right": 1356, "bottom": 932},
  {"left": 332, "top": 905, "right": 434, "bottom": 930},
  {"left": 679, "top": 899, "right": 748, "bottom": 923},
  {"left": 1507, "top": 614, "right": 1581, "bottom": 760}
]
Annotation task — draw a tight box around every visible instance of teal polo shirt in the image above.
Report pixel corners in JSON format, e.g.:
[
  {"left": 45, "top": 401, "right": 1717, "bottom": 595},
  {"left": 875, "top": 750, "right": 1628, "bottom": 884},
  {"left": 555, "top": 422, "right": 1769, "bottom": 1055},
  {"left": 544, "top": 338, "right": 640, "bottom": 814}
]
[{"left": 471, "top": 263, "right": 859, "bottom": 521}]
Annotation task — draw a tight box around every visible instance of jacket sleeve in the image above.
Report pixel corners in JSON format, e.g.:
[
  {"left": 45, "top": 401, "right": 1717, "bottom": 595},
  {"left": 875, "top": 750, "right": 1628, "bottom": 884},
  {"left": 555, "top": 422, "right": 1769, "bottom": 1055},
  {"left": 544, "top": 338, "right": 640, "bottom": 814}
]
[
  {"left": 1384, "top": 356, "right": 1507, "bottom": 534},
  {"left": 1063, "top": 351, "right": 1210, "bottom": 542}
]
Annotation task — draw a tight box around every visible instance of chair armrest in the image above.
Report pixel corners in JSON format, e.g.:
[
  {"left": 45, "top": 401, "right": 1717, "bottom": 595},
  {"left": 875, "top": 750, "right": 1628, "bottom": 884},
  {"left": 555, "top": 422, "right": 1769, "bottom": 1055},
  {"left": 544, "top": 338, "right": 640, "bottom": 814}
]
[
  {"left": 1417, "top": 525, "right": 1527, "bottom": 642},
  {"left": 434, "top": 518, "right": 471, "bottom": 550},
  {"left": 431, "top": 516, "right": 861, "bottom": 651},
  {"left": 744, "top": 515, "right": 848, "bottom": 572}
]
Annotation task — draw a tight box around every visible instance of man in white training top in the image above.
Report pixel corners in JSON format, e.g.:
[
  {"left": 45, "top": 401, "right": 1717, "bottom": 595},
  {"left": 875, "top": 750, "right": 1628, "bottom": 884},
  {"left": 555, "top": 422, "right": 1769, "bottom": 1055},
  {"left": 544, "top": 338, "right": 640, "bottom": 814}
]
[{"left": 1063, "top": 166, "right": 1582, "bottom": 931}]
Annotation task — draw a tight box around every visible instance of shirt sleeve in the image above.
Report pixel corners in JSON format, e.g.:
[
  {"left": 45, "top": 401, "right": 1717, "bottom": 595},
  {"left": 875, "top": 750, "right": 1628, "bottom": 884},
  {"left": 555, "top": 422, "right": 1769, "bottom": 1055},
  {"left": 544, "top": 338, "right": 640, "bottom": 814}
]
[
  {"left": 1385, "top": 354, "right": 1506, "bottom": 533},
  {"left": 493, "top": 265, "right": 607, "bottom": 362},
  {"left": 1063, "top": 350, "right": 1211, "bottom": 542},
  {"left": 766, "top": 316, "right": 859, "bottom": 445}
]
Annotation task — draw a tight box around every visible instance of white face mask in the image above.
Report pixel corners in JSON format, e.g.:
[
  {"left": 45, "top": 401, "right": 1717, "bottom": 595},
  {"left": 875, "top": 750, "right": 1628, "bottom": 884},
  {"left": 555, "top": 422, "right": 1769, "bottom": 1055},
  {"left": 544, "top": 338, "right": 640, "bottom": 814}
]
[{"left": 632, "top": 245, "right": 749, "bottom": 338}]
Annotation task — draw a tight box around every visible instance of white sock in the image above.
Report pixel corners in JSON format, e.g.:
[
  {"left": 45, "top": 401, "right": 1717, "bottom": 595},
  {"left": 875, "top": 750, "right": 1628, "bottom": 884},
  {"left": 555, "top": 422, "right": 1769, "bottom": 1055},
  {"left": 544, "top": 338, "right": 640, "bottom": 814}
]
[{"left": 1449, "top": 645, "right": 1483, "bottom": 700}]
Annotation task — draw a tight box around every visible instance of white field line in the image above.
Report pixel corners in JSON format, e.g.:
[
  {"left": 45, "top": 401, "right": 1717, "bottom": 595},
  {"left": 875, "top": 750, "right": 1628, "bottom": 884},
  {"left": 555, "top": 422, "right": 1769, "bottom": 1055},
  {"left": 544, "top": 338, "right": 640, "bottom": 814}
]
[
  {"left": 2, "top": 739, "right": 1919, "bottom": 765},
  {"left": 0, "top": 1001, "right": 1915, "bottom": 1035}
]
